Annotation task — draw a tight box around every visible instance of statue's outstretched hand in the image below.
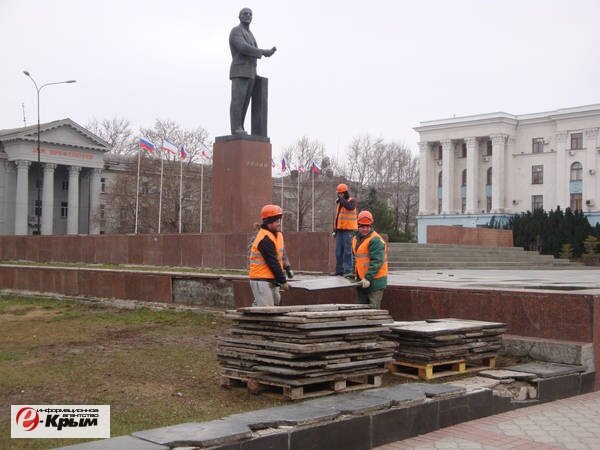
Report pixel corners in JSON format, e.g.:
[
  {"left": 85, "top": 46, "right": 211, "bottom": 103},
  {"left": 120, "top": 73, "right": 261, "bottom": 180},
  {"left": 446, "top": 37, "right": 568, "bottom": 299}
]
[{"left": 263, "top": 47, "right": 277, "bottom": 57}]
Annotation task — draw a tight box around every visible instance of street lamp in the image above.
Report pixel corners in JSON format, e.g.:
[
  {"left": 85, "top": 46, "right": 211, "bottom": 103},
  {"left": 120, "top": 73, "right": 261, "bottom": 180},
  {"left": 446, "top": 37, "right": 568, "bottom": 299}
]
[{"left": 23, "top": 71, "right": 76, "bottom": 234}]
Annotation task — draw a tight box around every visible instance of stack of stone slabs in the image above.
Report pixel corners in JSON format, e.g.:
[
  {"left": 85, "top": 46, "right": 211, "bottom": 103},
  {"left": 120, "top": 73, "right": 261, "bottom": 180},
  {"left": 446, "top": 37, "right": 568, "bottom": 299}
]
[
  {"left": 386, "top": 318, "right": 507, "bottom": 363},
  {"left": 218, "top": 304, "right": 396, "bottom": 399}
]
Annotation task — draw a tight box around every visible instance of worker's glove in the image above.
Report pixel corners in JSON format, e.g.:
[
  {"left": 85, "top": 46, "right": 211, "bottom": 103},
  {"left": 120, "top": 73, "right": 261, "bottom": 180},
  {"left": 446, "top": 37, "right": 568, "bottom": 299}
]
[
  {"left": 279, "top": 282, "right": 290, "bottom": 291},
  {"left": 360, "top": 278, "right": 371, "bottom": 289},
  {"left": 331, "top": 231, "right": 337, "bottom": 238},
  {"left": 285, "top": 268, "right": 294, "bottom": 279}
]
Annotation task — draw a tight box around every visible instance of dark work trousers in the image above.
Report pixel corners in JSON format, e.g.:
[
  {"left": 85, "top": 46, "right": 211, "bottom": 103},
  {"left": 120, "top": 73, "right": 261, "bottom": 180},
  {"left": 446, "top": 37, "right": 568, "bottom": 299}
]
[{"left": 335, "top": 230, "right": 354, "bottom": 275}]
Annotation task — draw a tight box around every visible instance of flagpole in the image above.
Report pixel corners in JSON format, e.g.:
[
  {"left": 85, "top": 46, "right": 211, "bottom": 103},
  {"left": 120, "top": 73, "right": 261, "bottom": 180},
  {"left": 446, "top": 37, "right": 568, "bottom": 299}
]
[
  {"left": 297, "top": 169, "right": 300, "bottom": 232},
  {"left": 199, "top": 163, "right": 204, "bottom": 233},
  {"left": 134, "top": 148, "right": 141, "bottom": 234},
  {"left": 158, "top": 153, "right": 164, "bottom": 234},
  {"left": 178, "top": 155, "right": 183, "bottom": 233},
  {"left": 312, "top": 169, "right": 315, "bottom": 232},
  {"left": 280, "top": 172, "right": 284, "bottom": 231}
]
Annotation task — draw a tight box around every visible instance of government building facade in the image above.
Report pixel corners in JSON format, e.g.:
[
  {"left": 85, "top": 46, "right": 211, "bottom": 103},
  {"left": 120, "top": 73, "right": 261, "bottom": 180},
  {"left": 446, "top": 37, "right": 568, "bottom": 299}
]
[
  {"left": 0, "top": 119, "right": 109, "bottom": 235},
  {"left": 415, "top": 104, "right": 600, "bottom": 243}
]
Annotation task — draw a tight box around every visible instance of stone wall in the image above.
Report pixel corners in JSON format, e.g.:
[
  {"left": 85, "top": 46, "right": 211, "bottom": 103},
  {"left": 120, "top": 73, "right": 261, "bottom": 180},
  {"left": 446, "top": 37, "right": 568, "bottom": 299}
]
[
  {"left": 427, "top": 225, "right": 513, "bottom": 247},
  {"left": 0, "top": 232, "right": 336, "bottom": 272}
]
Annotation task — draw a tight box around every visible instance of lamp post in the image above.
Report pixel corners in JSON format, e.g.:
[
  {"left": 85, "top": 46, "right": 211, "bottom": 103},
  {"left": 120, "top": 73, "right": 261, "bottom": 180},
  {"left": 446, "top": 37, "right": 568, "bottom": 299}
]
[{"left": 23, "top": 71, "right": 76, "bottom": 234}]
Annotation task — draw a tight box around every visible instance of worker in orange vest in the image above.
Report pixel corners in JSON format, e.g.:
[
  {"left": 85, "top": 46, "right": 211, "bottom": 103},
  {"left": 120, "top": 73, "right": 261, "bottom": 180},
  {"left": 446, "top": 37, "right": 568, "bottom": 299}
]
[
  {"left": 248, "top": 204, "right": 294, "bottom": 306},
  {"left": 333, "top": 183, "right": 358, "bottom": 276},
  {"left": 352, "top": 210, "right": 388, "bottom": 309}
]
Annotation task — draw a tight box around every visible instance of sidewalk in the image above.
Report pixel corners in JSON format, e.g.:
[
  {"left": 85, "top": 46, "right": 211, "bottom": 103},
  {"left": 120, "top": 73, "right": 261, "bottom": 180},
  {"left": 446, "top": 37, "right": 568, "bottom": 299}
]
[{"left": 374, "top": 390, "right": 600, "bottom": 450}]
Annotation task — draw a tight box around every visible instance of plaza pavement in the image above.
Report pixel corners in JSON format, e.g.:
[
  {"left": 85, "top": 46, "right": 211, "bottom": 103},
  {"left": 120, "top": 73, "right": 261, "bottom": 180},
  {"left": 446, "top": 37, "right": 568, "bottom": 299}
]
[{"left": 374, "top": 390, "right": 600, "bottom": 450}]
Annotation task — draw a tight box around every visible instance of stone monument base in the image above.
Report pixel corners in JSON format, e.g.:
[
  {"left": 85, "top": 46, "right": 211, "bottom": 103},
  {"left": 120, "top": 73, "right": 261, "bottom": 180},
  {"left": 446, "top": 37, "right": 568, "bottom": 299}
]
[{"left": 211, "top": 135, "right": 272, "bottom": 233}]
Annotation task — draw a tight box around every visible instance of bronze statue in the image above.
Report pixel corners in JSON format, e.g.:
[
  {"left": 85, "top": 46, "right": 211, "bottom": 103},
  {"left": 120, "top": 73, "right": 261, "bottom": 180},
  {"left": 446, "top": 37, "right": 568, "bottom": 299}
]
[{"left": 229, "top": 8, "right": 276, "bottom": 136}]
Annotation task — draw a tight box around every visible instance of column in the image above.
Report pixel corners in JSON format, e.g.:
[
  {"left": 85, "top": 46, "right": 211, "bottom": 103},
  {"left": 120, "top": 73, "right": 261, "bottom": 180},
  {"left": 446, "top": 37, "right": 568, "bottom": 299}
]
[
  {"left": 554, "top": 131, "right": 569, "bottom": 208},
  {"left": 465, "top": 137, "right": 479, "bottom": 214},
  {"left": 418, "top": 141, "right": 430, "bottom": 215},
  {"left": 14, "top": 160, "right": 31, "bottom": 235},
  {"left": 0, "top": 161, "right": 6, "bottom": 235},
  {"left": 41, "top": 163, "right": 57, "bottom": 235},
  {"left": 490, "top": 134, "right": 507, "bottom": 213},
  {"left": 67, "top": 166, "right": 81, "bottom": 235},
  {"left": 584, "top": 128, "right": 599, "bottom": 210},
  {"left": 89, "top": 168, "right": 103, "bottom": 234},
  {"left": 441, "top": 139, "right": 455, "bottom": 214},
  {"left": 506, "top": 137, "right": 516, "bottom": 210}
]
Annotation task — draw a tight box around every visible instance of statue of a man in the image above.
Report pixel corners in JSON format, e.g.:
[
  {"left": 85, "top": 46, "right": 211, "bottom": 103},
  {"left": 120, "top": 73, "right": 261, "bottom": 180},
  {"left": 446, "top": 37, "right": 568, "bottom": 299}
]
[{"left": 229, "top": 8, "right": 276, "bottom": 135}]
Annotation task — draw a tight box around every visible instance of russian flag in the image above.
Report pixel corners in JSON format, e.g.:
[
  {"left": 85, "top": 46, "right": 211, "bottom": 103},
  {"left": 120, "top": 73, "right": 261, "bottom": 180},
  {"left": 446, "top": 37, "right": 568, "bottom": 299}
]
[
  {"left": 297, "top": 164, "right": 305, "bottom": 173},
  {"left": 179, "top": 146, "right": 188, "bottom": 160},
  {"left": 311, "top": 161, "right": 321, "bottom": 174},
  {"left": 139, "top": 138, "right": 155, "bottom": 152},
  {"left": 163, "top": 139, "right": 178, "bottom": 155},
  {"left": 281, "top": 158, "right": 287, "bottom": 171}
]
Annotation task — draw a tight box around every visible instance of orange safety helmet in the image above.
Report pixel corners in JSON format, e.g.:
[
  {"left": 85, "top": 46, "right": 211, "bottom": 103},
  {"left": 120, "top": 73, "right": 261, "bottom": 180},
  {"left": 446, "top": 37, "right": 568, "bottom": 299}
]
[
  {"left": 357, "top": 210, "right": 374, "bottom": 225},
  {"left": 260, "top": 204, "right": 283, "bottom": 220},
  {"left": 336, "top": 183, "right": 348, "bottom": 193}
]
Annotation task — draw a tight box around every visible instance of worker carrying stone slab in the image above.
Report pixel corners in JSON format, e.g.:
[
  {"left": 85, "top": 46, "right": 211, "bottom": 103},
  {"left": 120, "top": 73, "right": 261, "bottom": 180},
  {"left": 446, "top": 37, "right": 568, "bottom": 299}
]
[{"left": 248, "top": 204, "right": 294, "bottom": 306}]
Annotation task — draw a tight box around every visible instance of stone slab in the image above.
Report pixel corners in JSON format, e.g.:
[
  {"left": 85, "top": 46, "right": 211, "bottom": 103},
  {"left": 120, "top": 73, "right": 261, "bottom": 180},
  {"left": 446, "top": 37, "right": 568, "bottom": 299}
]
[
  {"left": 132, "top": 421, "right": 252, "bottom": 448},
  {"left": 444, "top": 376, "right": 503, "bottom": 391},
  {"left": 55, "top": 435, "right": 168, "bottom": 450},
  {"left": 536, "top": 373, "right": 582, "bottom": 402},
  {"left": 360, "top": 384, "right": 426, "bottom": 406},
  {"left": 301, "top": 391, "right": 394, "bottom": 415},
  {"left": 479, "top": 369, "right": 537, "bottom": 380},
  {"left": 226, "top": 402, "right": 341, "bottom": 430},
  {"left": 403, "top": 382, "right": 466, "bottom": 399},
  {"left": 289, "top": 276, "right": 361, "bottom": 291},
  {"left": 506, "top": 362, "right": 585, "bottom": 378}
]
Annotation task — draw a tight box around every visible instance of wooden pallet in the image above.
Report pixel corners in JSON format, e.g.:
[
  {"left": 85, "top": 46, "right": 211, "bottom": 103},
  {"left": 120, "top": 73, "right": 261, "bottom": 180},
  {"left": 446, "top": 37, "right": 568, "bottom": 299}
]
[
  {"left": 464, "top": 356, "right": 496, "bottom": 373},
  {"left": 386, "top": 358, "right": 466, "bottom": 381},
  {"left": 220, "top": 370, "right": 383, "bottom": 401}
]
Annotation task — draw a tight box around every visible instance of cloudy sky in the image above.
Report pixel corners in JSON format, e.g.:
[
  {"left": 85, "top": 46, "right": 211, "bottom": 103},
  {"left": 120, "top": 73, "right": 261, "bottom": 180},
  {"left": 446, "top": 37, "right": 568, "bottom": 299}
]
[{"left": 2, "top": 0, "right": 599, "bottom": 160}]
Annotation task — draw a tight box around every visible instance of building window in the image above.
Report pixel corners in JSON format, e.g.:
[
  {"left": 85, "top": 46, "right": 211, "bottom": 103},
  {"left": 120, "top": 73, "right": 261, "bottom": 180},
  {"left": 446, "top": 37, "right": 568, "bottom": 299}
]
[
  {"left": 62, "top": 180, "right": 69, "bottom": 191},
  {"left": 570, "top": 193, "right": 582, "bottom": 211},
  {"left": 438, "top": 171, "right": 443, "bottom": 187},
  {"left": 570, "top": 162, "right": 583, "bottom": 181},
  {"left": 61, "top": 202, "right": 68, "bottom": 217},
  {"left": 461, "top": 197, "right": 466, "bottom": 213},
  {"left": 532, "top": 138, "right": 544, "bottom": 154},
  {"left": 100, "top": 177, "right": 106, "bottom": 193},
  {"left": 571, "top": 132, "right": 583, "bottom": 150},
  {"left": 532, "top": 195, "right": 543, "bottom": 211},
  {"left": 35, "top": 179, "right": 42, "bottom": 189},
  {"left": 486, "top": 140, "right": 493, "bottom": 156},
  {"left": 437, "top": 145, "right": 442, "bottom": 160},
  {"left": 100, "top": 204, "right": 105, "bottom": 219},
  {"left": 34, "top": 200, "right": 42, "bottom": 217},
  {"left": 461, "top": 169, "right": 467, "bottom": 187},
  {"left": 486, "top": 197, "right": 492, "bottom": 213},
  {"left": 486, "top": 167, "right": 492, "bottom": 186},
  {"left": 460, "top": 142, "right": 467, "bottom": 158},
  {"left": 532, "top": 165, "right": 543, "bottom": 184}
]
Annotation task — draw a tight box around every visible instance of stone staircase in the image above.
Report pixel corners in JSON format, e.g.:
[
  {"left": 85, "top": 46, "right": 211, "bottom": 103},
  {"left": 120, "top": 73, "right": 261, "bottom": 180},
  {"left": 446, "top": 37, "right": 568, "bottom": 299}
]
[{"left": 387, "top": 243, "right": 585, "bottom": 270}]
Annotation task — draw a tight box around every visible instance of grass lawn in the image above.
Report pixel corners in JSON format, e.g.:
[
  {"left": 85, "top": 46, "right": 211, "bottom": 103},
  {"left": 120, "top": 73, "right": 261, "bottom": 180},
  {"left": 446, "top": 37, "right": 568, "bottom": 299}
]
[{"left": 0, "top": 295, "right": 282, "bottom": 449}]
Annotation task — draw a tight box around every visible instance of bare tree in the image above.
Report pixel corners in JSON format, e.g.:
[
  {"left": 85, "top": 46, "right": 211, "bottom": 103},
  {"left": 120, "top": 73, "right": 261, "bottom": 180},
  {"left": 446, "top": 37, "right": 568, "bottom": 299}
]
[{"left": 87, "top": 117, "right": 137, "bottom": 155}]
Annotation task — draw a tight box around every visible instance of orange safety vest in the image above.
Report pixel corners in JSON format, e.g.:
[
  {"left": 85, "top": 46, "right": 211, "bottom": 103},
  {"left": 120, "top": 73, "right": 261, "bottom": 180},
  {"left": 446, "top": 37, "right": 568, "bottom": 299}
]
[
  {"left": 249, "top": 228, "right": 285, "bottom": 279},
  {"left": 334, "top": 200, "right": 358, "bottom": 230},
  {"left": 352, "top": 231, "right": 388, "bottom": 280}
]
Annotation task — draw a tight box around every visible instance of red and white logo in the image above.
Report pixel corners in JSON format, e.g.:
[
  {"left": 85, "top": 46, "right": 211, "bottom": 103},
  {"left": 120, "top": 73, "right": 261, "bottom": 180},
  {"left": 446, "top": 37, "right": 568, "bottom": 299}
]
[{"left": 15, "top": 407, "right": 40, "bottom": 431}]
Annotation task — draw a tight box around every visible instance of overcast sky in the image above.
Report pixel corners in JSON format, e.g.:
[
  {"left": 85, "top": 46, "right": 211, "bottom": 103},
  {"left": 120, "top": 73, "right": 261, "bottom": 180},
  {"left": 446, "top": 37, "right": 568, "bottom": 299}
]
[{"left": 2, "top": 0, "right": 599, "bottom": 160}]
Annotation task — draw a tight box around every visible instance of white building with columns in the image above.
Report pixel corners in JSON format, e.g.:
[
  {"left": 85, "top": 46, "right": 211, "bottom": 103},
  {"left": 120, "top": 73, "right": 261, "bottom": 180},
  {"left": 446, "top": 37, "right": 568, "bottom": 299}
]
[
  {"left": 0, "top": 118, "right": 109, "bottom": 235},
  {"left": 415, "top": 104, "right": 600, "bottom": 243}
]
